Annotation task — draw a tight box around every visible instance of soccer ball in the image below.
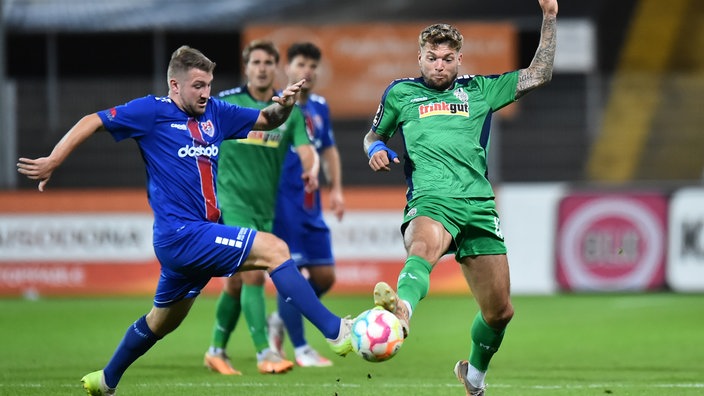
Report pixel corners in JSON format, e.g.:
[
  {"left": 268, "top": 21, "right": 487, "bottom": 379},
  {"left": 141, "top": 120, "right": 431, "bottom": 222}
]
[{"left": 351, "top": 306, "right": 405, "bottom": 362}]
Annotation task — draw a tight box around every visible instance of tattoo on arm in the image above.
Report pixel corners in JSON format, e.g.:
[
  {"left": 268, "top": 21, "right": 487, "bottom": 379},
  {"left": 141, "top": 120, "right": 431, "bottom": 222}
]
[
  {"left": 516, "top": 14, "right": 557, "bottom": 99},
  {"left": 260, "top": 103, "right": 293, "bottom": 130}
]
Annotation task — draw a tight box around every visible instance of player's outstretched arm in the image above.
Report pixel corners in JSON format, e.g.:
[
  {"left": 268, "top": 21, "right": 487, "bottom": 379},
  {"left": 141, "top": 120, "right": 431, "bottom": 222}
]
[
  {"left": 255, "top": 79, "right": 305, "bottom": 131},
  {"left": 17, "top": 113, "right": 104, "bottom": 191},
  {"left": 516, "top": 0, "right": 558, "bottom": 99}
]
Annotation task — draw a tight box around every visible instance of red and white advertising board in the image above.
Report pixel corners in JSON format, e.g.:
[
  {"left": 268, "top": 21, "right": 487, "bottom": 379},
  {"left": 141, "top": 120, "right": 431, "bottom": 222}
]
[
  {"left": 0, "top": 190, "right": 159, "bottom": 297},
  {"left": 0, "top": 187, "right": 470, "bottom": 297},
  {"left": 556, "top": 193, "right": 667, "bottom": 291}
]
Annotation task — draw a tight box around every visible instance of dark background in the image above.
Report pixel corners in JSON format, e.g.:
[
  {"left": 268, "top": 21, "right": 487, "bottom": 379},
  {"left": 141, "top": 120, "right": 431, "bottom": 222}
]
[{"left": 4, "top": 0, "right": 639, "bottom": 188}]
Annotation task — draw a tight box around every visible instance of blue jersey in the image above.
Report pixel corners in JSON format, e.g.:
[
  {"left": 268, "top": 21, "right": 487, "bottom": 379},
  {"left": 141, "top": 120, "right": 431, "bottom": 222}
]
[
  {"left": 273, "top": 94, "right": 335, "bottom": 266},
  {"left": 278, "top": 94, "right": 335, "bottom": 208},
  {"left": 97, "top": 95, "right": 259, "bottom": 245}
]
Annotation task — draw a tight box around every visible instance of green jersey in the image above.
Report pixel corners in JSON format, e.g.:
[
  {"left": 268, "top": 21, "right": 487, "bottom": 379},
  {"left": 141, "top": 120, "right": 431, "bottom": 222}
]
[
  {"left": 216, "top": 86, "right": 310, "bottom": 231},
  {"left": 372, "top": 71, "right": 519, "bottom": 199}
]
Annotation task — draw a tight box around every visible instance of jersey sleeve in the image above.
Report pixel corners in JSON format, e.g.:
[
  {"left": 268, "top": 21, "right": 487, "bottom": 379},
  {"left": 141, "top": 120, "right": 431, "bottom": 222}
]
[
  {"left": 289, "top": 107, "right": 312, "bottom": 147},
  {"left": 474, "top": 71, "right": 519, "bottom": 111},
  {"left": 211, "top": 97, "right": 260, "bottom": 140},
  {"left": 370, "top": 82, "right": 402, "bottom": 139},
  {"left": 97, "top": 96, "right": 156, "bottom": 142}
]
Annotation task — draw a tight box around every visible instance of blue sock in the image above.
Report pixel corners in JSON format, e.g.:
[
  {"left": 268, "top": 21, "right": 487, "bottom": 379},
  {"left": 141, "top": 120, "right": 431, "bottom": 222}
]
[
  {"left": 270, "top": 259, "right": 339, "bottom": 339},
  {"left": 278, "top": 292, "right": 305, "bottom": 347},
  {"left": 103, "top": 315, "right": 161, "bottom": 388},
  {"left": 279, "top": 280, "right": 325, "bottom": 348}
]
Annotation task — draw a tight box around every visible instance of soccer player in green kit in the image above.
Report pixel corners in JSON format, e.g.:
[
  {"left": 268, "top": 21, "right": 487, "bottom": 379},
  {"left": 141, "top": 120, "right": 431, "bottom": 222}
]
[
  {"left": 363, "top": 0, "right": 558, "bottom": 395},
  {"left": 204, "top": 40, "right": 319, "bottom": 375}
]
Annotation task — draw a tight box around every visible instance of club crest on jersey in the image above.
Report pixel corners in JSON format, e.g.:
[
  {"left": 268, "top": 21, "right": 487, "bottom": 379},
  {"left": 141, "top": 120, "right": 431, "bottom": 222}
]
[
  {"left": 200, "top": 120, "right": 215, "bottom": 137},
  {"left": 105, "top": 107, "right": 117, "bottom": 121},
  {"left": 418, "top": 101, "right": 469, "bottom": 118},
  {"left": 454, "top": 87, "right": 469, "bottom": 103}
]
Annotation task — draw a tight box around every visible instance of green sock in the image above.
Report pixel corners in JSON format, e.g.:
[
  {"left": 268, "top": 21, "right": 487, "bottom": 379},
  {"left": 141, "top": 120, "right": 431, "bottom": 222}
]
[
  {"left": 211, "top": 291, "right": 241, "bottom": 349},
  {"left": 396, "top": 255, "right": 432, "bottom": 312},
  {"left": 469, "top": 312, "right": 506, "bottom": 371},
  {"left": 241, "top": 283, "right": 269, "bottom": 353}
]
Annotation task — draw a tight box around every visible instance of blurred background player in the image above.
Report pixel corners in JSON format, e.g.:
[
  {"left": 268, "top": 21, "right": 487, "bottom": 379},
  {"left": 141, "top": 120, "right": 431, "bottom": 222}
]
[
  {"left": 267, "top": 42, "right": 345, "bottom": 368},
  {"left": 363, "top": 0, "right": 558, "bottom": 394},
  {"left": 17, "top": 45, "right": 354, "bottom": 396},
  {"left": 204, "top": 40, "right": 320, "bottom": 375}
]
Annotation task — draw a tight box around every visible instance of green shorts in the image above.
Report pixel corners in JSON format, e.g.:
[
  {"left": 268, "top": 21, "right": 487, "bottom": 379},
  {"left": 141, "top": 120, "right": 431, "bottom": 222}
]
[{"left": 402, "top": 195, "right": 506, "bottom": 260}]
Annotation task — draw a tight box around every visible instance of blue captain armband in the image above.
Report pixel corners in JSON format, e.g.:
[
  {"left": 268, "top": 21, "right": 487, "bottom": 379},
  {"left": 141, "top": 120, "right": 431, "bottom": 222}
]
[{"left": 367, "top": 140, "right": 398, "bottom": 161}]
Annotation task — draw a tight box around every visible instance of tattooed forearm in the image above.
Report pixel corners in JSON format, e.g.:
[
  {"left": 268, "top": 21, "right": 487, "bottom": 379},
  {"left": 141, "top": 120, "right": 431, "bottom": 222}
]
[
  {"left": 260, "top": 103, "right": 294, "bottom": 130},
  {"left": 516, "top": 14, "right": 557, "bottom": 99}
]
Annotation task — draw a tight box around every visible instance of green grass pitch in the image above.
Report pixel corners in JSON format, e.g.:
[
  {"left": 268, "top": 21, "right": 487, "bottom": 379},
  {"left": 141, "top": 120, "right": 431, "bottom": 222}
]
[{"left": 1, "top": 292, "right": 702, "bottom": 395}]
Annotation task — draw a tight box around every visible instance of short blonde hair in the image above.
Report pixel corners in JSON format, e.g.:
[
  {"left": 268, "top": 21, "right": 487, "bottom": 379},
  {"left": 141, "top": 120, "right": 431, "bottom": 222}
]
[
  {"left": 418, "top": 23, "right": 463, "bottom": 51},
  {"left": 167, "top": 45, "right": 216, "bottom": 82}
]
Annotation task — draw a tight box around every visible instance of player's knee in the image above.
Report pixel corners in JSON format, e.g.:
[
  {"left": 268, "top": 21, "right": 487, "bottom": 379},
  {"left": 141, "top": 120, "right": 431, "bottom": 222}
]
[
  {"left": 309, "top": 268, "right": 335, "bottom": 292},
  {"left": 406, "top": 242, "right": 443, "bottom": 264},
  {"left": 267, "top": 236, "right": 290, "bottom": 262},
  {"left": 484, "top": 302, "right": 514, "bottom": 329},
  {"left": 147, "top": 307, "right": 188, "bottom": 337},
  {"left": 252, "top": 232, "right": 291, "bottom": 268},
  {"left": 312, "top": 276, "right": 335, "bottom": 295},
  {"left": 242, "top": 269, "right": 266, "bottom": 285},
  {"left": 224, "top": 273, "right": 243, "bottom": 295}
]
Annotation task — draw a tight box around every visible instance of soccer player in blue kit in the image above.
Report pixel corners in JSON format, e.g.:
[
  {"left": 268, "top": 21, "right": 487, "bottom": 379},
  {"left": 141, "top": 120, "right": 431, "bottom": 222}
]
[
  {"left": 267, "top": 42, "right": 345, "bottom": 367},
  {"left": 16, "top": 45, "right": 353, "bottom": 396}
]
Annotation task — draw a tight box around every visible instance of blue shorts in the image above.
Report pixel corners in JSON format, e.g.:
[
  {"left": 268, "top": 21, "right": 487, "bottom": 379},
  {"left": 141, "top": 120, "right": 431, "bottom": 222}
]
[
  {"left": 152, "top": 221, "right": 256, "bottom": 307},
  {"left": 273, "top": 190, "right": 334, "bottom": 267}
]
